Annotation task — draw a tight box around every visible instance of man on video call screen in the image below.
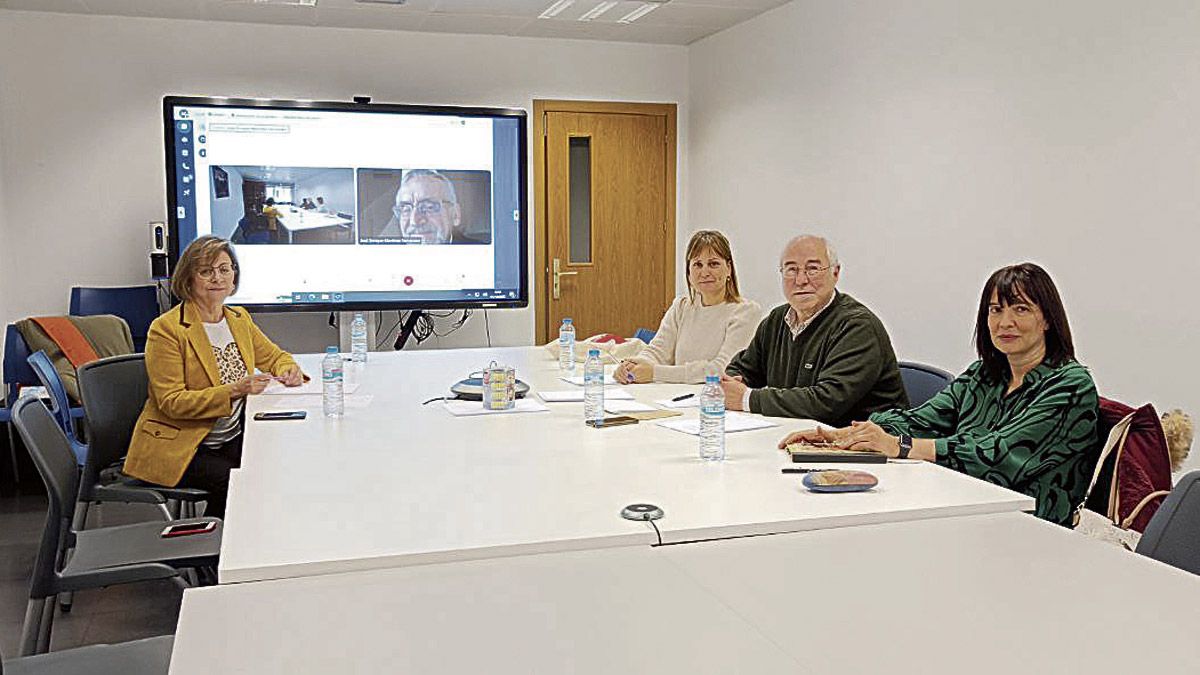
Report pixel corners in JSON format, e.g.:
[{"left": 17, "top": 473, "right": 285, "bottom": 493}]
[{"left": 376, "top": 169, "right": 488, "bottom": 245}]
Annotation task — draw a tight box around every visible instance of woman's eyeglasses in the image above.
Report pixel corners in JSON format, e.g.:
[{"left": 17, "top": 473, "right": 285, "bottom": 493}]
[{"left": 197, "top": 264, "right": 237, "bottom": 280}]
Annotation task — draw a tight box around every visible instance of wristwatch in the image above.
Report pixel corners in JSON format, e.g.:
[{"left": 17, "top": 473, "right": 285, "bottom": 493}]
[{"left": 897, "top": 434, "right": 913, "bottom": 459}]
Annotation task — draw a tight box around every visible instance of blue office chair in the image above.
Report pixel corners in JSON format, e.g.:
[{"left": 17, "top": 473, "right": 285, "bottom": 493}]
[
  {"left": 69, "top": 285, "right": 159, "bottom": 352},
  {"left": 633, "top": 328, "right": 657, "bottom": 343},
  {"left": 5, "top": 325, "right": 72, "bottom": 483},
  {"left": 897, "top": 361, "right": 955, "bottom": 407},
  {"left": 26, "top": 351, "right": 88, "bottom": 467}
]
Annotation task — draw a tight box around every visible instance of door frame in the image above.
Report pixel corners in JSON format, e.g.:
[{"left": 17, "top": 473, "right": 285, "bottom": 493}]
[{"left": 532, "top": 99, "right": 678, "bottom": 344}]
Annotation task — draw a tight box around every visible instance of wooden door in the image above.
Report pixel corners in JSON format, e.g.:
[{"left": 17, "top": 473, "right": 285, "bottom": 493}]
[{"left": 535, "top": 102, "right": 677, "bottom": 342}]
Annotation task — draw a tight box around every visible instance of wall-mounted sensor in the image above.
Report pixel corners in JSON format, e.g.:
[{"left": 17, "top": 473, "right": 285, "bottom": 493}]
[{"left": 620, "top": 503, "right": 664, "bottom": 522}]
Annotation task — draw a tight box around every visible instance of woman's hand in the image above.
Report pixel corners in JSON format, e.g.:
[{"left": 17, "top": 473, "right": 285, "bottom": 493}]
[
  {"left": 613, "top": 360, "right": 653, "bottom": 384},
  {"left": 833, "top": 421, "right": 900, "bottom": 457},
  {"left": 777, "top": 426, "right": 842, "bottom": 449},
  {"left": 276, "top": 365, "right": 304, "bottom": 387},
  {"left": 230, "top": 373, "right": 274, "bottom": 399}
]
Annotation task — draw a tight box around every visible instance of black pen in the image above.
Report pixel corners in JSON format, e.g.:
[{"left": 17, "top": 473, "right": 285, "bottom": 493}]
[
  {"left": 781, "top": 468, "right": 832, "bottom": 474},
  {"left": 671, "top": 393, "right": 695, "bottom": 402}
]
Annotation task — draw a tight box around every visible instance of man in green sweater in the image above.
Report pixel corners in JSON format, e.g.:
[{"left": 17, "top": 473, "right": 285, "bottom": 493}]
[{"left": 722, "top": 235, "right": 908, "bottom": 426}]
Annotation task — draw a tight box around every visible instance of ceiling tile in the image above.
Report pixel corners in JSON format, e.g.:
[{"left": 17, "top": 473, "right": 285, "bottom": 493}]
[
  {"left": 667, "top": 0, "right": 790, "bottom": 10},
  {"left": 318, "top": 0, "right": 439, "bottom": 10},
  {"left": 202, "top": 2, "right": 319, "bottom": 27},
  {"left": 79, "top": 0, "right": 207, "bottom": 20},
  {"left": 0, "top": 0, "right": 88, "bottom": 12},
  {"left": 315, "top": 5, "right": 429, "bottom": 31},
  {"left": 420, "top": 13, "right": 535, "bottom": 36},
  {"left": 630, "top": 3, "right": 757, "bottom": 29},
  {"left": 606, "top": 20, "right": 714, "bottom": 45},
  {"left": 431, "top": 0, "right": 549, "bottom": 17}
]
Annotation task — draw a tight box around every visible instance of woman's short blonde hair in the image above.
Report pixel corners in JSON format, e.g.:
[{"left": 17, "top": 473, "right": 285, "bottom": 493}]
[
  {"left": 684, "top": 230, "right": 742, "bottom": 303},
  {"left": 171, "top": 235, "right": 240, "bottom": 301}
]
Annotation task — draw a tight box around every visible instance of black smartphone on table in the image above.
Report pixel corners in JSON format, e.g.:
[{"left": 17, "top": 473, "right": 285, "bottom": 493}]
[
  {"left": 585, "top": 416, "right": 639, "bottom": 428},
  {"left": 253, "top": 411, "right": 308, "bottom": 421}
]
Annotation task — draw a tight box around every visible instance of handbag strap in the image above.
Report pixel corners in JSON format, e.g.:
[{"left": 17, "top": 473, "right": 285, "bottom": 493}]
[
  {"left": 1074, "top": 412, "right": 1134, "bottom": 524},
  {"left": 1119, "top": 490, "right": 1171, "bottom": 530}
]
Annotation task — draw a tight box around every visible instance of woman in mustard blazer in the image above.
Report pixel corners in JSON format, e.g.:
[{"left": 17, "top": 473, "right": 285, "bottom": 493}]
[{"left": 124, "top": 235, "right": 303, "bottom": 518}]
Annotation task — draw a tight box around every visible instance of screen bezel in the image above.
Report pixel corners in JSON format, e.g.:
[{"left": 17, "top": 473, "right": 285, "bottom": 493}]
[{"left": 162, "top": 95, "right": 529, "bottom": 313}]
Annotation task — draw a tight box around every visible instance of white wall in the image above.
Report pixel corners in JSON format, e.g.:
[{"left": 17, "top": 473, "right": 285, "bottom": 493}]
[
  {"left": 0, "top": 9, "right": 687, "bottom": 354},
  {"left": 689, "top": 0, "right": 1200, "bottom": 471}
]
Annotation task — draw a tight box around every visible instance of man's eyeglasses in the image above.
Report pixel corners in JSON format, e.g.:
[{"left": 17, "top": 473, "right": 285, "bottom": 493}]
[
  {"left": 394, "top": 199, "right": 452, "bottom": 219},
  {"left": 779, "top": 264, "right": 830, "bottom": 280},
  {"left": 197, "top": 264, "right": 237, "bottom": 280}
]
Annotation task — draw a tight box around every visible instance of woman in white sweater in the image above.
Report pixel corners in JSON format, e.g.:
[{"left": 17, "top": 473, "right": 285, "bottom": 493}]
[{"left": 615, "top": 230, "right": 761, "bottom": 384}]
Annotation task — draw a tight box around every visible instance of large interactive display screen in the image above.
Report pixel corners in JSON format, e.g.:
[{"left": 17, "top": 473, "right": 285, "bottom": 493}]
[{"left": 164, "top": 96, "right": 527, "bottom": 311}]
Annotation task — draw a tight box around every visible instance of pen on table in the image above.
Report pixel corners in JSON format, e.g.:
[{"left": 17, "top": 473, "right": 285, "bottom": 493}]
[
  {"left": 671, "top": 393, "right": 695, "bottom": 402},
  {"left": 781, "top": 467, "right": 832, "bottom": 474}
]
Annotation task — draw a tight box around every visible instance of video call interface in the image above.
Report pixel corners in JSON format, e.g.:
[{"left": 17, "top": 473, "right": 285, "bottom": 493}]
[{"left": 169, "top": 103, "right": 524, "bottom": 307}]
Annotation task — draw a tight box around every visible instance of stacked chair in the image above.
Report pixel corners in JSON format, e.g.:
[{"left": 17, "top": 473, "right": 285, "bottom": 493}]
[{"left": 10, "top": 395, "right": 221, "bottom": 657}]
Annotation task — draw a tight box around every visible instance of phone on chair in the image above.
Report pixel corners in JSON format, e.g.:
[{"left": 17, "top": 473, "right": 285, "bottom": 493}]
[{"left": 160, "top": 521, "right": 217, "bottom": 538}]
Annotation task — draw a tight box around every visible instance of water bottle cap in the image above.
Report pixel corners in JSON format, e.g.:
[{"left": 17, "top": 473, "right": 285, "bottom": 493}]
[
  {"left": 325, "top": 346, "right": 339, "bottom": 354},
  {"left": 563, "top": 318, "right": 573, "bottom": 324},
  {"left": 588, "top": 348, "right": 600, "bottom": 357}
]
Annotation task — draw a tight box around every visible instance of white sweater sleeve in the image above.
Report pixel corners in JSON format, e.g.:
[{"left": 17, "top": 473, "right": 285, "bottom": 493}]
[
  {"left": 637, "top": 297, "right": 684, "bottom": 367},
  {"left": 653, "top": 299, "right": 763, "bottom": 384}
]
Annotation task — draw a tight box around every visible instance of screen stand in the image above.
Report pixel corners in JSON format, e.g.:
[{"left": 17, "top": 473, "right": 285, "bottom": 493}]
[{"left": 393, "top": 310, "right": 426, "bottom": 351}]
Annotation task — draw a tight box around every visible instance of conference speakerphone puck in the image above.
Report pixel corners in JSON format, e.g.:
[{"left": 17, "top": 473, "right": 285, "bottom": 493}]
[{"left": 620, "top": 504, "right": 664, "bottom": 522}]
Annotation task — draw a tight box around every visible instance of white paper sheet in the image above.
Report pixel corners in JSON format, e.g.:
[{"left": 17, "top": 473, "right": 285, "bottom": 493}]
[
  {"left": 559, "top": 365, "right": 618, "bottom": 386},
  {"left": 654, "top": 395, "right": 700, "bottom": 409},
  {"left": 443, "top": 398, "right": 550, "bottom": 417},
  {"left": 603, "top": 400, "right": 657, "bottom": 414},
  {"left": 538, "top": 388, "right": 634, "bottom": 402},
  {"left": 656, "top": 412, "right": 778, "bottom": 436},
  {"left": 263, "top": 378, "right": 360, "bottom": 396},
  {"left": 272, "top": 394, "right": 373, "bottom": 410}
]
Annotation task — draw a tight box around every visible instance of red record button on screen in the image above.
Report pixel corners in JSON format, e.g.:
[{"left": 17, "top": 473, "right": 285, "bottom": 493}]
[{"left": 403, "top": 276, "right": 414, "bottom": 286}]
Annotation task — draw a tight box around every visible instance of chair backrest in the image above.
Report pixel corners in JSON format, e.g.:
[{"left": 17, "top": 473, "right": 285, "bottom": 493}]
[
  {"left": 11, "top": 396, "right": 78, "bottom": 599},
  {"left": 898, "top": 361, "right": 955, "bottom": 407},
  {"left": 69, "top": 285, "right": 159, "bottom": 352},
  {"left": 633, "top": 328, "right": 656, "bottom": 343},
  {"left": 3, "top": 324, "right": 39, "bottom": 405},
  {"left": 25, "top": 351, "right": 82, "bottom": 448},
  {"left": 1135, "top": 471, "right": 1200, "bottom": 575},
  {"left": 77, "top": 354, "right": 148, "bottom": 493}
]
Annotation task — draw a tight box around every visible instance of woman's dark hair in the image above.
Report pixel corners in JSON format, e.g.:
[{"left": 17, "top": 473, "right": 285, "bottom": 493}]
[{"left": 974, "top": 262, "right": 1075, "bottom": 383}]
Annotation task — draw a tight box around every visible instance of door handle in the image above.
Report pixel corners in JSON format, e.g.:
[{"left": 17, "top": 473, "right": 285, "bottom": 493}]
[{"left": 552, "top": 258, "right": 577, "bottom": 300}]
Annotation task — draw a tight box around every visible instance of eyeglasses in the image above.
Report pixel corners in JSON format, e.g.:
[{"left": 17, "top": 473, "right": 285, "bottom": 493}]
[
  {"left": 779, "top": 264, "right": 830, "bottom": 280},
  {"left": 394, "top": 199, "right": 452, "bottom": 219},
  {"left": 197, "top": 264, "right": 237, "bottom": 280}
]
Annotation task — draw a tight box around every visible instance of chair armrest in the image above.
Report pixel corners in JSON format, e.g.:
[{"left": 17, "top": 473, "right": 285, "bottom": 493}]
[{"left": 55, "top": 563, "right": 179, "bottom": 595}]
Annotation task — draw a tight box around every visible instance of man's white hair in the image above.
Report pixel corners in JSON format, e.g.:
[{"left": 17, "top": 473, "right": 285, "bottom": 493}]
[{"left": 783, "top": 234, "right": 839, "bottom": 269}]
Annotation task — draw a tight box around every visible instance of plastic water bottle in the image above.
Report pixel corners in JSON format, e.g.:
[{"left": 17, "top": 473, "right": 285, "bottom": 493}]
[
  {"left": 558, "top": 318, "right": 576, "bottom": 374},
  {"left": 350, "top": 313, "right": 368, "bottom": 363},
  {"left": 699, "top": 374, "right": 725, "bottom": 461},
  {"left": 583, "top": 348, "right": 604, "bottom": 426},
  {"left": 322, "top": 346, "right": 344, "bottom": 418}
]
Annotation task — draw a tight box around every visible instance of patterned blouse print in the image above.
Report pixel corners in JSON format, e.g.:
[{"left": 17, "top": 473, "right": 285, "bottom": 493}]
[
  {"left": 213, "top": 341, "right": 248, "bottom": 384},
  {"left": 870, "top": 360, "right": 1099, "bottom": 526}
]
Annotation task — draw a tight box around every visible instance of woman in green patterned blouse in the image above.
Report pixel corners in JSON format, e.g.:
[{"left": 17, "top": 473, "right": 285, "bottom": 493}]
[{"left": 778, "top": 263, "right": 1098, "bottom": 525}]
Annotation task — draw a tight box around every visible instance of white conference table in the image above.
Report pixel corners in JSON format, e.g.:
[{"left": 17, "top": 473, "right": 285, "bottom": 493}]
[
  {"left": 171, "top": 512, "right": 1200, "bottom": 674},
  {"left": 218, "top": 346, "right": 1034, "bottom": 583},
  {"left": 274, "top": 207, "right": 351, "bottom": 242}
]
